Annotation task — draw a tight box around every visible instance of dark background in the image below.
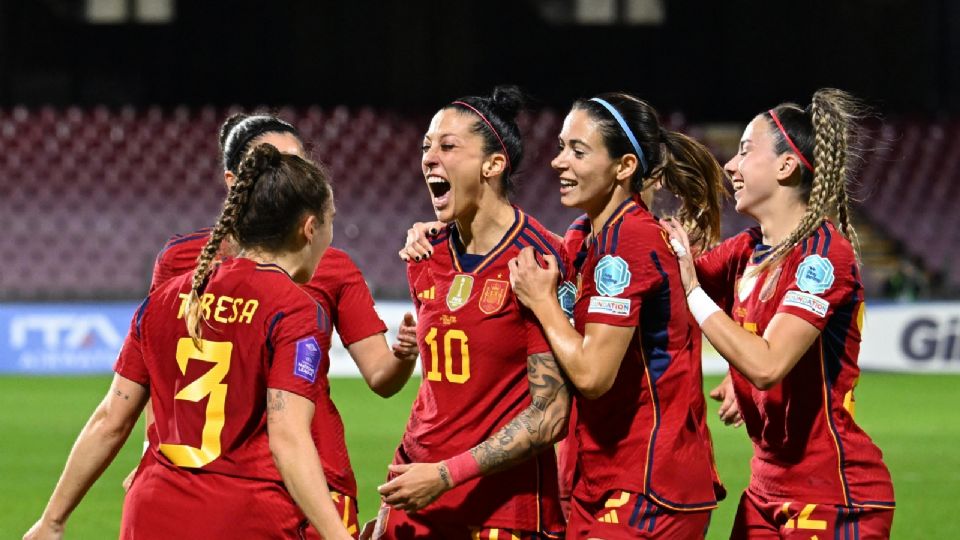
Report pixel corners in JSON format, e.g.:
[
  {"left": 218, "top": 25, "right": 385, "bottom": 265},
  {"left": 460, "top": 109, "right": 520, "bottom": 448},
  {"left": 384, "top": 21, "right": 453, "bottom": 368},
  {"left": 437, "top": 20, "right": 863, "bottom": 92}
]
[{"left": 1, "top": 0, "right": 957, "bottom": 118}]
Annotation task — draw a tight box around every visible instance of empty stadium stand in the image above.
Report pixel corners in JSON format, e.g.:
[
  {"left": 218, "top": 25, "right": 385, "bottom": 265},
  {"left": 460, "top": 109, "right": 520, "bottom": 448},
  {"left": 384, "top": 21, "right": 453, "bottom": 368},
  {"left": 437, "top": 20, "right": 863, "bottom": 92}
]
[{"left": 0, "top": 106, "right": 955, "bottom": 300}]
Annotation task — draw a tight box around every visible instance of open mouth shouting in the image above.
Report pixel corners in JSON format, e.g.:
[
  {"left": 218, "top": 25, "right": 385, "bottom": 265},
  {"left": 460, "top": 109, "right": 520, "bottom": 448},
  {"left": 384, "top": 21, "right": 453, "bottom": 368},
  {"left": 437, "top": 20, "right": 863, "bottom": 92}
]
[{"left": 427, "top": 175, "right": 451, "bottom": 210}]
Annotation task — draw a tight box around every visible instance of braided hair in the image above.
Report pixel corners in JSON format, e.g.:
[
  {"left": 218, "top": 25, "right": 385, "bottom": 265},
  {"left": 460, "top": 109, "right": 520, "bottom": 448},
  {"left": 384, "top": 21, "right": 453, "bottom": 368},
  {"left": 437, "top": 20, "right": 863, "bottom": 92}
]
[
  {"left": 185, "top": 143, "right": 332, "bottom": 347},
  {"left": 752, "top": 88, "right": 863, "bottom": 275}
]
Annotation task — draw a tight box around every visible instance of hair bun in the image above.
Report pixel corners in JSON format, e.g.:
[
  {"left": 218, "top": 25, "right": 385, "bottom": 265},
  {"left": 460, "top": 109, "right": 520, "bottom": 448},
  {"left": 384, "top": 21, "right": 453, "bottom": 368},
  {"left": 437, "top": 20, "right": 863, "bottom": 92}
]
[
  {"left": 219, "top": 112, "right": 249, "bottom": 151},
  {"left": 491, "top": 85, "right": 524, "bottom": 121},
  {"left": 239, "top": 142, "right": 282, "bottom": 179}
]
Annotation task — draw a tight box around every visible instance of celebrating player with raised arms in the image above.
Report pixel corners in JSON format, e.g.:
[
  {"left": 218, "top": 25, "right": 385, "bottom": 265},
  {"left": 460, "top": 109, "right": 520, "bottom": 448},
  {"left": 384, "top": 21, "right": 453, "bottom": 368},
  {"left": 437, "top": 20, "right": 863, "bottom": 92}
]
[
  {"left": 508, "top": 93, "right": 728, "bottom": 539},
  {"left": 25, "top": 144, "right": 354, "bottom": 539},
  {"left": 661, "top": 89, "right": 895, "bottom": 539},
  {"left": 374, "top": 86, "right": 570, "bottom": 539},
  {"left": 131, "top": 113, "right": 418, "bottom": 537}
]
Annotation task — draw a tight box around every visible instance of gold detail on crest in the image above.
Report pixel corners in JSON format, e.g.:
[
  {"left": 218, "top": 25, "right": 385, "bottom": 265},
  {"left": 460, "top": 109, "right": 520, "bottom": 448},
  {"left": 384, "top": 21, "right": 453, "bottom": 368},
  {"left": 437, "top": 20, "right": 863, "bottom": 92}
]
[
  {"left": 446, "top": 274, "right": 474, "bottom": 311},
  {"left": 478, "top": 279, "right": 510, "bottom": 314}
]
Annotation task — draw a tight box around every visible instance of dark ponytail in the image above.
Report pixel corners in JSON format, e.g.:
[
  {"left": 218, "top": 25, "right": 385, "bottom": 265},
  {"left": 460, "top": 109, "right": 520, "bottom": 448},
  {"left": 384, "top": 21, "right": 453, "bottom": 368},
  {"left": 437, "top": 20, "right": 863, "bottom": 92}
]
[
  {"left": 446, "top": 84, "right": 525, "bottom": 195},
  {"left": 656, "top": 130, "right": 726, "bottom": 250},
  {"left": 575, "top": 93, "right": 727, "bottom": 251}
]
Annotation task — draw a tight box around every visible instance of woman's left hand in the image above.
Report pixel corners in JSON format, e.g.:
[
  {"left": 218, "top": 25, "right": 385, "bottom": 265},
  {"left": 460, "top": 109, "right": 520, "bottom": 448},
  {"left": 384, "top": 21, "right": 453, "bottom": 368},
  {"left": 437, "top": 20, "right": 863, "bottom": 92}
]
[
  {"left": 508, "top": 247, "right": 560, "bottom": 310},
  {"left": 378, "top": 462, "right": 450, "bottom": 512},
  {"left": 660, "top": 218, "right": 699, "bottom": 294}
]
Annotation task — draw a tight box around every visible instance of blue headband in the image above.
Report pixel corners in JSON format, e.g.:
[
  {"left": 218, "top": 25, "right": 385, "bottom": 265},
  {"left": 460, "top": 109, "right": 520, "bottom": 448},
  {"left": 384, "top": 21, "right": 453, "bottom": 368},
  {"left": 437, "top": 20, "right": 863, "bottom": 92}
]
[{"left": 589, "top": 97, "right": 649, "bottom": 176}]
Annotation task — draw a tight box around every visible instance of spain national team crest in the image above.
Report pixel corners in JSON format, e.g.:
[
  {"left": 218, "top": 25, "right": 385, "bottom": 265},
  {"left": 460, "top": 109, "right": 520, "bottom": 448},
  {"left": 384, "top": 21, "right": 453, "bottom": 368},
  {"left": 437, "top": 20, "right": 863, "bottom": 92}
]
[
  {"left": 479, "top": 279, "right": 510, "bottom": 314},
  {"left": 446, "top": 274, "right": 475, "bottom": 311}
]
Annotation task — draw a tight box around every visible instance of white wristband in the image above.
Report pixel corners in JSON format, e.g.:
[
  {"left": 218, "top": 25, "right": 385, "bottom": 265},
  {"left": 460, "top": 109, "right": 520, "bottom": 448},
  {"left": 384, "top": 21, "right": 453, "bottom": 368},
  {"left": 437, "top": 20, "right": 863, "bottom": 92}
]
[
  {"left": 142, "top": 441, "right": 149, "bottom": 456},
  {"left": 687, "top": 286, "right": 721, "bottom": 326}
]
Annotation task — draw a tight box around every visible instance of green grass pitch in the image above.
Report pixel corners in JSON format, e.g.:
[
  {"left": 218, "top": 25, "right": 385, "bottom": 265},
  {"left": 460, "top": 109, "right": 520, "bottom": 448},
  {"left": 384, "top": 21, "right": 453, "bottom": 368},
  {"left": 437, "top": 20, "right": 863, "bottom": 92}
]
[{"left": 1, "top": 373, "right": 956, "bottom": 538}]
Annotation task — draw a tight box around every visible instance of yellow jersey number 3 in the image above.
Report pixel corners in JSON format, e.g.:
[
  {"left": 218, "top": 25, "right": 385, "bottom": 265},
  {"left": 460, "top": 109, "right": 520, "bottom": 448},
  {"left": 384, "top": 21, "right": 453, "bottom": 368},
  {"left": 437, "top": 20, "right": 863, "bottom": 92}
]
[{"left": 159, "top": 338, "right": 232, "bottom": 468}]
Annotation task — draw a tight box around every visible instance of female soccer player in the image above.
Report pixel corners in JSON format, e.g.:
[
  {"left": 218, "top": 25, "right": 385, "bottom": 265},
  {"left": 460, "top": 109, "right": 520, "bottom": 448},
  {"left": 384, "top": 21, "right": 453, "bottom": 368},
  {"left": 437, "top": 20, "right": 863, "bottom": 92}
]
[
  {"left": 25, "top": 144, "right": 354, "bottom": 539},
  {"left": 131, "top": 113, "right": 419, "bottom": 537},
  {"left": 374, "top": 86, "right": 570, "bottom": 539},
  {"left": 508, "top": 93, "right": 727, "bottom": 538},
  {"left": 661, "top": 88, "right": 896, "bottom": 538}
]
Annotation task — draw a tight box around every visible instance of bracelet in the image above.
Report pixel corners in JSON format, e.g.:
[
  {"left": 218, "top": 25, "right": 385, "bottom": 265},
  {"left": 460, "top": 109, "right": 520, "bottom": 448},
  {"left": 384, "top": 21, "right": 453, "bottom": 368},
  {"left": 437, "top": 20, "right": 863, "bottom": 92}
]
[
  {"left": 687, "top": 286, "right": 721, "bottom": 326},
  {"left": 444, "top": 451, "right": 482, "bottom": 486}
]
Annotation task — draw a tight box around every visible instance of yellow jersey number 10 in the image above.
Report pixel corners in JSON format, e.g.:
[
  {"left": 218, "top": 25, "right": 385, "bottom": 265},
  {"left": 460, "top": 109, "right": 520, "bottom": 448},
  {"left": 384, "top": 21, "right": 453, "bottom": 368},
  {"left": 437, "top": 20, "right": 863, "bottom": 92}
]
[{"left": 424, "top": 327, "right": 470, "bottom": 384}]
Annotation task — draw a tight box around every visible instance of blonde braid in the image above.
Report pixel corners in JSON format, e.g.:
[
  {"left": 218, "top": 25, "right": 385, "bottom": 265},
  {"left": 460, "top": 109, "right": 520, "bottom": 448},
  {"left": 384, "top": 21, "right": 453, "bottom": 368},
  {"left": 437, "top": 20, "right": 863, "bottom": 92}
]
[
  {"left": 753, "top": 89, "right": 858, "bottom": 275},
  {"left": 816, "top": 89, "right": 862, "bottom": 259},
  {"left": 184, "top": 144, "right": 278, "bottom": 347}
]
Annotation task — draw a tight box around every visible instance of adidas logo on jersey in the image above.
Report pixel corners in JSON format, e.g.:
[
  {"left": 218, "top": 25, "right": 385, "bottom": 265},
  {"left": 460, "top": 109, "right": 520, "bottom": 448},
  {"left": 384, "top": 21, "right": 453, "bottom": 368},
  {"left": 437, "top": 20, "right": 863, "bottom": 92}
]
[{"left": 417, "top": 286, "right": 436, "bottom": 300}]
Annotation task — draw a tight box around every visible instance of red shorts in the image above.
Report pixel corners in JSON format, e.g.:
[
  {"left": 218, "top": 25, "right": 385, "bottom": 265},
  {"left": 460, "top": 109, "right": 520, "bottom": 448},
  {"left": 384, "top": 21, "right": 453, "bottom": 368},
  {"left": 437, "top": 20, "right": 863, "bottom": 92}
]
[
  {"left": 730, "top": 489, "right": 894, "bottom": 539},
  {"left": 568, "top": 490, "right": 712, "bottom": 540},
  {"left": 121, "top": 456, "right": 306, "bottom": 539},
  {"left": 303, "top": 491, "right": 360, "bottom": 539},
  {"left": 372, "top": 503, "right": 556, "bottom": 540}
]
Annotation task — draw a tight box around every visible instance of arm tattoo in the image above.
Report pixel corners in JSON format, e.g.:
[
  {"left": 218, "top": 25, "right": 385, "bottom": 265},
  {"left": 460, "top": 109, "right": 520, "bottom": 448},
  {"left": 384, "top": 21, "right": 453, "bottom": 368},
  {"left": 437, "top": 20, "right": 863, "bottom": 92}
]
[
  {"left": 469, "top": 352, "right": 571, "bottom": 476},
  {"left": 113, "top": 388, "right": 130, "bottom": 400},
  {"left": 267, "top": 389, "right": 286, "bottom": 422},
  {"left": 438, "top": 462, "right": 453, "bottom": 488}
]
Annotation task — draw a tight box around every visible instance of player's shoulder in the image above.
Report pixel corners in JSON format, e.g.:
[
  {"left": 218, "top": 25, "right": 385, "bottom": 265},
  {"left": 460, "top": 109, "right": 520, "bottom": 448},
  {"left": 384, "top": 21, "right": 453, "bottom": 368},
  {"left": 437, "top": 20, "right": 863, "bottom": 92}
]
[
  {"left": 253, "top": 263, "right": 311, "bottom": 300},
  {"left": 320, "top": 246, "right": 355, "bottom": 266},
  {"left": 789, "top": 221, "right": 857, "bottom": 284},
  {"left": 516, "top": 209, "right": 565, "bottom": 258},
  {"left": 157, "top": 227, "right": 212, "bottom": 259},
  {"left": 309, "top": 246, "right": 362, "bottom": 286},
  {"left": 798, "top": 220, "right": 854, "bottom": 261},
  {"left": 599, "top": 199, "right": 662, "bottom": 254},
  {"left": 565, "top": 213, "right": 590, "bottom": 238},
  {"left": 146, "top": 270, "right": 193, "bottom": 312},
  {"left": 705, "top": 226, "right": 762, "bottom": 258}
]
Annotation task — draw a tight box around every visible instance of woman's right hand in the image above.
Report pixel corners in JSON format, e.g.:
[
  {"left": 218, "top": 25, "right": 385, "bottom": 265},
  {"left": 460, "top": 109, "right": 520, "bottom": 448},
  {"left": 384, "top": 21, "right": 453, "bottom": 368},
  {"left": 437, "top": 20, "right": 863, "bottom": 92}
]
[
  {"left": 398, "top": 221, "right": 445, "bottom": 262},
  {"left": 709, "top": 373, "right": 743, "bottom": 427},
  {"left": 659, "top": 217, "right": 699, "bottom": 294},
  {"left": 508, "top": 247, "right": 560, "bottom": 311}
]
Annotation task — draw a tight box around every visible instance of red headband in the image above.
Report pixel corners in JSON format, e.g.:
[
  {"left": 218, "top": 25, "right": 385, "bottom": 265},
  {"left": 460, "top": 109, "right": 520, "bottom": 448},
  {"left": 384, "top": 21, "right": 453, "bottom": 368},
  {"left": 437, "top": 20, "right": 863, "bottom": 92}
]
[
  {"left": 452, "top": 100, "right": 512, "bottom": 172},
  {"left": 768, "top": 109, "right": 814, "bottom": 173}
]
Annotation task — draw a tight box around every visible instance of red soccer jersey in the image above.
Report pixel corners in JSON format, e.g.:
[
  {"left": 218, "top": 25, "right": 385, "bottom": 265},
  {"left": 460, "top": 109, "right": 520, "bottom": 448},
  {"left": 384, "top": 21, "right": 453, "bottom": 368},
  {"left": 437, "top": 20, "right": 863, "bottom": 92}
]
[
  {"left": 569, "top": 198, "right": 718, "bottom": 511},
  {"left": 695, "top": 221, "right": 895, "bottom": 508},
  {"left": 150, "top": 230, "right": 386, "bottom": 497},
  {"left": 400, "top": 207, "right": 565, "bottom": 532},
  {"left": 115, "top": 257, "right": 330, "bottom": 481}
]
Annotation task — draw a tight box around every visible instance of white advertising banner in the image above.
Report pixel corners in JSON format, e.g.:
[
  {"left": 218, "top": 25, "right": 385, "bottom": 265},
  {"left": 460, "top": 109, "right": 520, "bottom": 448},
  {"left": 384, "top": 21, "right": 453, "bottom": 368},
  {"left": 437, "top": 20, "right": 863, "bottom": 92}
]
[
  {"left": 3, "top": 300, "right": 955, "bottom": 376},
  {"left": 328, "top": 300, "right": 418, "bottom": 376},
  {"left": 857, "top": 302, "right": 960, "bottom": 372}
]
